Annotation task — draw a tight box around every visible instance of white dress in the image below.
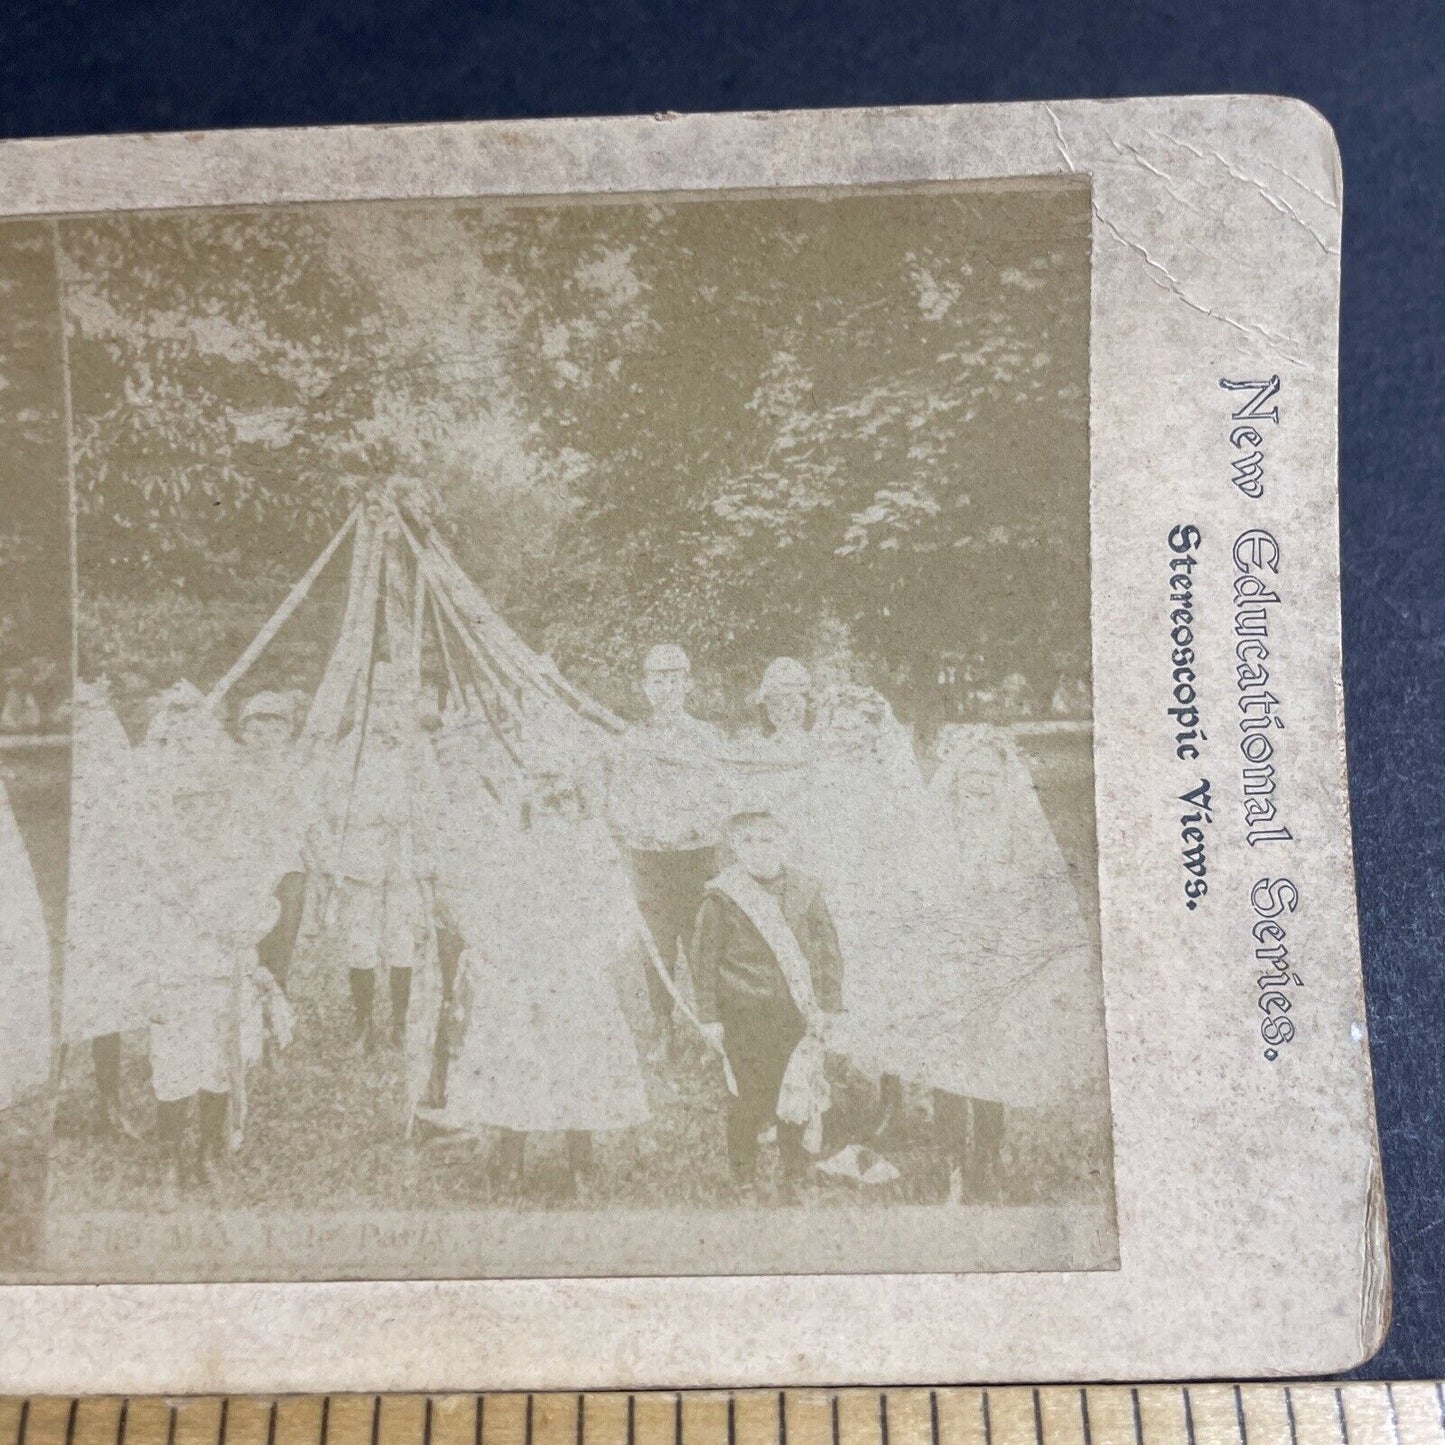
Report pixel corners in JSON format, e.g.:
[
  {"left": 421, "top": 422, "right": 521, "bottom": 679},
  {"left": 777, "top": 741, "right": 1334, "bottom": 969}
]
[
  {"left": 0, "top": 773, "right": 51, "bottom": 1110},
  {"left": 61, "top": 687, "right": 163, "bottom": 1044},
  {"left": 146, "top": 757, "right": 282, "bottom": 1107},
  {"left": 434, "top": 814, "right": 649, "bottom": 1135},
  {"left": 800, "top": 706, "right": 975, "bottom": 1091},
  {"left": 927, "top": 724, "right": 1102, "bottom": 1107}
]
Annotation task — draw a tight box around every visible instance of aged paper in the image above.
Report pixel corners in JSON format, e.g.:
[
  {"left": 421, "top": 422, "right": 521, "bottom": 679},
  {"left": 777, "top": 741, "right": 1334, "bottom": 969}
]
[{"left": 0, "top": 97, "right": 1382, "bottom": 1388}]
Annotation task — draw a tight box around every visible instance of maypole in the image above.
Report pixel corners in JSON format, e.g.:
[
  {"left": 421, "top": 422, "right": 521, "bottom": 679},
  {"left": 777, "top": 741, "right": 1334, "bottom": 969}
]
[
  {"left": 204, "top": 506, "right": 361, "bottom": 713},
  {"left": 51, "top": 220, "right": 79, "bottom": 739}
]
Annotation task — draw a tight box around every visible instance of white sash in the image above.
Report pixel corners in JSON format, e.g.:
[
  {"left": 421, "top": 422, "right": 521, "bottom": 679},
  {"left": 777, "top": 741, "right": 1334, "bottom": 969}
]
[{"left": 707, "top": 866, "right": 821, "bottom": 1021}]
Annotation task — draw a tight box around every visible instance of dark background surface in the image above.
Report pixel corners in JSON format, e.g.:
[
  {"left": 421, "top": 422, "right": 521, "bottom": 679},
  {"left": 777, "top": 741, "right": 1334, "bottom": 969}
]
[{"left": 0, "top": 0, "right": 1440, "bottom": 1381}]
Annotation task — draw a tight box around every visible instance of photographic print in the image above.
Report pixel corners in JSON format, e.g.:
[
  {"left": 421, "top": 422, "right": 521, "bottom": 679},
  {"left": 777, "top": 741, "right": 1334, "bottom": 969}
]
[
  {"left": 17, "top": 178, "right": 1114, "bottom": 1280},
  {"left": 0, "top": 98, "right": 1384, "bottom": 1391},
  {"left": 0, "top": 222, "right": 68, "bottom": 1275}
]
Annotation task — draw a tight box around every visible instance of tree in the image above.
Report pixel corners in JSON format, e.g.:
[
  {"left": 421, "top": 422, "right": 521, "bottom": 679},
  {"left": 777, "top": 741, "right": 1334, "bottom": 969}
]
[{"left": 63, "top": 209, "right": 388, "bottom": 595}]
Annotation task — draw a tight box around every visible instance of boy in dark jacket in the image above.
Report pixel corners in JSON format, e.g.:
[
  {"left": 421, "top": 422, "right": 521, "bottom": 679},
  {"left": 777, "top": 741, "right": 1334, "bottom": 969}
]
[{"left": 691, "top": 799, "right": 845, "bottom": 1200}]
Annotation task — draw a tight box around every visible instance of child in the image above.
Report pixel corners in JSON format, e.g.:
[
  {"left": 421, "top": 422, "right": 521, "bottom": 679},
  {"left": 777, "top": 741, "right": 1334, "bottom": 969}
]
[
  {"left": 690, "top": 797, "right": 845, "bottom": 1203},
  {"left": 420, "top": 754, "right": 649, "bottom": 1202}
]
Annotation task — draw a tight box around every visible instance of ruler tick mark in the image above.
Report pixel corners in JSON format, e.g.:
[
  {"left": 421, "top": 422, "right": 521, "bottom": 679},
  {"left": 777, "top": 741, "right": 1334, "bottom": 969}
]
[
  {"left": 929, "top": 1392, "right": 940, "bottom": 1445},
  {"left": 831, "top": 1396, "right": 841, "bottom": 1445},
  {"left": 1184, "top": 1387, "right": 1197, "bottom": 1445},
  {"left": 674, "top": 1395, "right": 682, "bottom": 1445},
  {"left": 267, "top": 1401, "right": 278, "bottom": 1445},
  {"left": 576, "top": 1395, "right": 585, "bottom": 1445},
  {"left": 777, "top": 1392, "right": 786, "bottom": 1445},
  {"left": 1387, "top": 1385, "right": 1402, "bottom": 1445},
  {"left": 16, "top": 1399, "right": 28, "bottom": 1445},
  {"left": 1033, "top": 1390, "right": 1044, "bottom": 1445},
  {"left": 526, "top": 1396, "right": 534, "bottom": 1445},
  {"left": 1079, "top": 1390, "right": 1092, "bottom": 1445},
  {"left": 1131, "top": 1390, "right": 1143, "bottom": 1445},
  {"left": 1285, "top": 1388, "right": 1298, "bottom": 1445},
  {"left": 371, "top": 1398, "right": 381, "bottom": 1445},
  {"left": 880, "top": 1395, "right": 890, "bottom": 1445},
  {"left": 166, "top": 1405, "right": 177, "bottom": 1445},
  {"left": 1335, "top": 1390, "right": 1349, "bottom": 1445},
  {"left": 1435, "top": 1384, "right": 1445, "bottom": 1442},
  {"left": 320, "top": 1398, "right": 330, "bottom": 1445},
  {"left": 65, "top": 1400, "right": 78, "bottom": 1445},
  {"left": 475, "top": 1394, "right": 483, "bottom": 1445},
  {"left": 117, "top": 1399, "right": 128, "bottom": 1445},
  {"left": 217, "top": 1399, "right": 228, "bottom": 1445},
  {"left": 626, "top": 1398, "right": 634, "bottom": 1445},
  {"left": 983, "top": 1391, "right": 994, "bottom": 1445},
  {"left": 1235, "top": 1386, "right": 1250, "bottom": 1445},
  {"left": 425, "top": 1398, "right": 434, "bottom": 1445}
]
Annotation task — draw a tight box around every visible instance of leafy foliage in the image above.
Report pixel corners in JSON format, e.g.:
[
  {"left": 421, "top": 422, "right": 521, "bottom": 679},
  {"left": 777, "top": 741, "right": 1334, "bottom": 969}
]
[
  {"left": 54, "top": 183, "right": 1092, "bottom": 725},
  {"left": 0, "top": 224, "right": 69, "bottom": 712}
]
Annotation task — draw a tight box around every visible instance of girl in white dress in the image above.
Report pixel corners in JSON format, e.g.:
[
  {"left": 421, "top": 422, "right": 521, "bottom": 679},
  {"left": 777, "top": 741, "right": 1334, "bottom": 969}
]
[
  {"left": 799, "top": 684, "right": 970, "bottom": 1107},
  {"left": 424, "top": 758, "right": 649, "bottom": 1200},
  {"left": 62, "top": 682, "right": 163, "bottom": 1138},
  {"left": 926, "top": 723, "right": 1099, "bottom": 1109}
]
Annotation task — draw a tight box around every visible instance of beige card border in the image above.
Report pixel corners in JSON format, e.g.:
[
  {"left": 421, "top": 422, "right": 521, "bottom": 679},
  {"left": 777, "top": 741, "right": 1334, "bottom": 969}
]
[{"left": 0, "top": 96, "right": 1380, "bottom": 1390}]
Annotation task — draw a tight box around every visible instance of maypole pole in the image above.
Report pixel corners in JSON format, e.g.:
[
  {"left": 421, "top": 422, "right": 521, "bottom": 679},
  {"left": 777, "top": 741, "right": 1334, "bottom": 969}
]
[{"left": 50, "top": 221, "right": 79, "bottom": 715}]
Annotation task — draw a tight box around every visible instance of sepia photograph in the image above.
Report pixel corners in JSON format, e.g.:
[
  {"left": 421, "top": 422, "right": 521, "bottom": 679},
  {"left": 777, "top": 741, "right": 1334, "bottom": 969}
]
[
  {"left": 2, "top": 177, "right": 1114, "bottom": 1281},
  {"left": 0, "top": 222, "right": 69, "bottom": 1275}
]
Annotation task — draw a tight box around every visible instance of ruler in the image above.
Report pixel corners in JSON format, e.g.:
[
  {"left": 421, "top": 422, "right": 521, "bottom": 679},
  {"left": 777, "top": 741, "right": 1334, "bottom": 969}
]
[{"left": 2, "top": 1387, "right": 1442, "bottom": 1445}]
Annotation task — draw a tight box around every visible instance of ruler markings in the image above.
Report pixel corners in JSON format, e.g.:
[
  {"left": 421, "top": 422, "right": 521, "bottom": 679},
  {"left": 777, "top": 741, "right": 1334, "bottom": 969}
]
[
  {"left": 985, "top": 1389, "right": 1036, "bottom": 1445},
  {"left": 12, "top": 1390, "right": 1445, "bottom": 1445},
  {"left": 1338, "top": 1387, "right": 1386, "bottom": 1445},
  {"left": 883, "top": 1389, "right": 928, "bottom": 1445},
  {"left": 1034, "top": 1388, "right": 1082, "bottom": 1445},
  {"left": 1287, "top": 1388, "right": 1342, "bottom": 1445},
  {"left": 1385, "top": 1386, "right": 1444, "bottom": 1445},
  {"left": 679, "top": 1394, "right": 728, "bottom": 1445},
  {"left": 930, "top": 1388, "right": 979, "bottom": 1445}
]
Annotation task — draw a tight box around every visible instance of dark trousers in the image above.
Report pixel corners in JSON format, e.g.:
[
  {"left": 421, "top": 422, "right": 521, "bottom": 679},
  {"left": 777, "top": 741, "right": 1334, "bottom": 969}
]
[
  {"left": 720, "top": 995, "right": 806, "bottom": 1184},
  {"left": 628, "top": 845, "right": 717, "bottom": 1024}
]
